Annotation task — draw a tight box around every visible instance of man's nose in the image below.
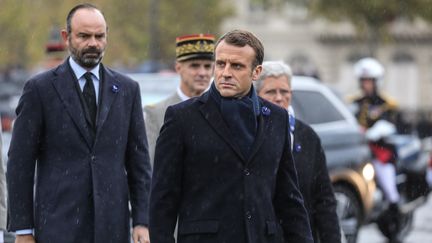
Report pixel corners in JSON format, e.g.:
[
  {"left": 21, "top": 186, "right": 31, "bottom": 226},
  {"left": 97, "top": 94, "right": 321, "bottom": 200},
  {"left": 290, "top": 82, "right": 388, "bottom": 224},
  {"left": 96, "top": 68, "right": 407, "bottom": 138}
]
[
  {"left": 198, "top": 66, "right": 208, "bottom": 76},
  {"left": 222, "top": 65, "right": 232, "bottom": 77},
  {"left": 87, "top": 36, "right": 98, "bottom": 46},
  {"left": 275, "top": 91, "right": 283, "bottom": 100}
]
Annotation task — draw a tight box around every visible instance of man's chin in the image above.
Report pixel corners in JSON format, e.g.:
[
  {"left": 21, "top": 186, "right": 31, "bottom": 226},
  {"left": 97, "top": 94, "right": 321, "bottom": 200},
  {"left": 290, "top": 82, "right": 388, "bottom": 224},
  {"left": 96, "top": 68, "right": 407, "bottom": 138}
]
[
  {"left": 81, "top": 58, "right": 102, "bottom": 68},
  {"left": 219, "top": 89, "right": 236, "bottom": 98},
  {"left": 194, "top": 85, "right": 209, "bottom": 92}
]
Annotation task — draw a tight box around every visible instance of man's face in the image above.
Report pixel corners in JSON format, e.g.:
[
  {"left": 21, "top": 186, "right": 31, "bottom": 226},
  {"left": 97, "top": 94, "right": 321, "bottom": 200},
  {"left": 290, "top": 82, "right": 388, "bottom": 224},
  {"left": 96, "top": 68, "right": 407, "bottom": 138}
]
[
  {"left": 62, "top": 8, "right": 107, "bottom": 69},
  {"left": 258, "top": 75, "right": 292, "bottom": 109},
  {"left": 176, "top": 59, "right": 213, "bottom": 97},
  {"left": 360, "top": 77, "right": 376, "bottom": 96},
  {"left": 214, "top": 40, "right": 262, "bottom": 98}
]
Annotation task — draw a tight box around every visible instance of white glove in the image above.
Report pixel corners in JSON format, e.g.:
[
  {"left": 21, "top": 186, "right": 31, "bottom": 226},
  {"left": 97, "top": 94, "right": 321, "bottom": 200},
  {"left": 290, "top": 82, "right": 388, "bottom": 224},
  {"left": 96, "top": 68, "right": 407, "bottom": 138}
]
[{"left": 365, "top": 119, "right": 396, "bottom": 141}]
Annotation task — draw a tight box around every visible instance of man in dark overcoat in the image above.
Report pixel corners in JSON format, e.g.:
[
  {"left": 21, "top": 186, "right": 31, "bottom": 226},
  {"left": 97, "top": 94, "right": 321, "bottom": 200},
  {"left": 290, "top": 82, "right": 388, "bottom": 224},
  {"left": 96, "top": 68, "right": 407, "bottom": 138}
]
[
  {"left": 256, "top": 61, "right": 341, "bottom": 242},
  {"left": 149, "top": 29, "right": 313, "bottom": 243},
  {"left": 6, "top": 4, "right": 151, "bottom": 243}
]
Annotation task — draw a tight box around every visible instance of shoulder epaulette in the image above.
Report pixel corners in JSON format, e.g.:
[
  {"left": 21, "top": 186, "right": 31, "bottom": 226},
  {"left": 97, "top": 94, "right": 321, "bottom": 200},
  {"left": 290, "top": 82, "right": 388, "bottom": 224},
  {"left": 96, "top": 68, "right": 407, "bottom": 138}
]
[
  {"left": 346, "top": 92, "right": 363, "bottom": 103},
  {"left": 381, "top": 93, "right": 398, "bottom": 109}
]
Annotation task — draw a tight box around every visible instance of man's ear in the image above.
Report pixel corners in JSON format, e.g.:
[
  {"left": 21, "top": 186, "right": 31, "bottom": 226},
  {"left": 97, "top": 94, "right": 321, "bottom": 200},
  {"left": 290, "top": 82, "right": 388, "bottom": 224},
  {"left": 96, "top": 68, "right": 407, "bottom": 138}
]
[
  {"left": 175, "top": 61, "right": 182, "bottom": 73},
  {"left": 61, "top": 29, "right": 69, "bottom": 47},
  {"left": 252, "top": 65, "right": 262, "bottom": 81}
]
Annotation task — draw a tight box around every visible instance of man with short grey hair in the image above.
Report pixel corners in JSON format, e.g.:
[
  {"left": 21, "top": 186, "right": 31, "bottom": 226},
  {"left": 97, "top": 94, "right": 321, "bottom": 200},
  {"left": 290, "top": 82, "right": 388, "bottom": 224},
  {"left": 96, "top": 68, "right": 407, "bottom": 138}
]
[{"left": 257, "top": 60, "right": 341, "bottom": 243}]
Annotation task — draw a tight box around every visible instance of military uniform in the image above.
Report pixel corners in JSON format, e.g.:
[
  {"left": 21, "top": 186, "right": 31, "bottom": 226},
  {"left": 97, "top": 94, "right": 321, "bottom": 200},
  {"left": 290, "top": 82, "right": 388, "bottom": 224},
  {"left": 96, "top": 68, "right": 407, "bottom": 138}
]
[{"left": 143, "top": 34, "right": 215, "bottom": 167}]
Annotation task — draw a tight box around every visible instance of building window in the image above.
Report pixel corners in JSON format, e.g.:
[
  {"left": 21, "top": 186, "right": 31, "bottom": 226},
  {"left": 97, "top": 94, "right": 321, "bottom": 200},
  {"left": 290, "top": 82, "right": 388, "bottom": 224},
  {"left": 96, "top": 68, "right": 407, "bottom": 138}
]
[
  {"left": 288, "top": 54, "right": 320, "bottom": 79},
  {"left": 392, "top": 52, "right": 414, "bottom": 63}
]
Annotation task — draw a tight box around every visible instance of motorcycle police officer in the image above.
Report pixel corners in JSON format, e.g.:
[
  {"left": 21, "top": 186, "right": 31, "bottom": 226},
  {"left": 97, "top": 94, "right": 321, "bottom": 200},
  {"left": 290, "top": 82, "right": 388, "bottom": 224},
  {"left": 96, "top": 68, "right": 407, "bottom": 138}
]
[{"left": 350, "top": 57, "right": 402, "bottom": 243}]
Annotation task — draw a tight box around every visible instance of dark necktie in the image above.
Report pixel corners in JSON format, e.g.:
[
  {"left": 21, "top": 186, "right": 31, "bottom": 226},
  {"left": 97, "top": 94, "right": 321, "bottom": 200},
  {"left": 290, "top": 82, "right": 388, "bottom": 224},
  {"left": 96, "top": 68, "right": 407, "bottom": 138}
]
[{"left": 83, "top": 72, "right": 97, "bottom": 125}]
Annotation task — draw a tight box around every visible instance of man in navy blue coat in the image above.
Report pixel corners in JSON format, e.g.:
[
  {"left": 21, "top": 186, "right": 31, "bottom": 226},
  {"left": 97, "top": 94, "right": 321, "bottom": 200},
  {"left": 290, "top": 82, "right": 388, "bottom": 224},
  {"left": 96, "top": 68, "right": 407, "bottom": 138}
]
[
  {"left": 6, "top": 4, "right": 151, "bottom": 243},
  {"left": 149, "top": 30, "right": 313, "bottom": 243},
  {"left": 257, "top": 61, "right": 341, "bottom": 243}
]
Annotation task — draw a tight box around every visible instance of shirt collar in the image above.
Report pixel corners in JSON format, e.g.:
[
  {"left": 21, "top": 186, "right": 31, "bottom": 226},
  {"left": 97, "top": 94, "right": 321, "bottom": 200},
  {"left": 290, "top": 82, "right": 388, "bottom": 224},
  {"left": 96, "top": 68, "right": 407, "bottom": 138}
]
[
  {"left": 68, "top": 57, "right": 100, "bottom": 80},
  {"left": 176, "top": 86, "right": 191, "bottom": 101}
]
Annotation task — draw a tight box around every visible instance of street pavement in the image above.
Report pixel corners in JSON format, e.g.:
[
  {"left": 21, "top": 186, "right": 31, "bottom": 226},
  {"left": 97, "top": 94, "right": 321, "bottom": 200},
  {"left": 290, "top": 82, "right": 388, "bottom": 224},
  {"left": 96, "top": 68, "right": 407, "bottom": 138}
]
[{"left": 357, "top": 194, "right": 432, "bottom": 243}]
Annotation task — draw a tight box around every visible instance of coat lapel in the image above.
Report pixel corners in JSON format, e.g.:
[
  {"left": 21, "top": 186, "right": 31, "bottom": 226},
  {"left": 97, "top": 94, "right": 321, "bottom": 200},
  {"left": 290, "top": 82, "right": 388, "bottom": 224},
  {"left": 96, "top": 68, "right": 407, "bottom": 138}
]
[
  {"left": 95, "top": 66, "right": 118, "bottom": 140},
  {"left": 198, "top": 93, "right": 246, "bottom": 161},
  {"left": 246, "top": 110, "right": 270, "bottom": 164},
  {"left": 51, "top": 61, "right": 94, "bottom": 148}
]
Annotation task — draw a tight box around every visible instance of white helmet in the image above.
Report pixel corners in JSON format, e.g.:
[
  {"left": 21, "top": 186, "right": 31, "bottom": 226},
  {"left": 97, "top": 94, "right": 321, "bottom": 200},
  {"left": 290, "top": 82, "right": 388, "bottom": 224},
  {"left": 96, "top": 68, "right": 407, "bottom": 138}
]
[{"left": 354, "top": 57, "right": 384, "bottom": 81}]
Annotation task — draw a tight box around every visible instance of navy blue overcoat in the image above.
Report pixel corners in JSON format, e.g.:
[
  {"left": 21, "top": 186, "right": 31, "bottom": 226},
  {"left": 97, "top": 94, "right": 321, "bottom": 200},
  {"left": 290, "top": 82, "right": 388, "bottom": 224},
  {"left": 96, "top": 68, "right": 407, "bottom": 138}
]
[
  {"left": 150, "top": 92, "right": 313, "bottom": 243},
  {"left": 7, "top": 59, "right": 152, "bottom": 243}
]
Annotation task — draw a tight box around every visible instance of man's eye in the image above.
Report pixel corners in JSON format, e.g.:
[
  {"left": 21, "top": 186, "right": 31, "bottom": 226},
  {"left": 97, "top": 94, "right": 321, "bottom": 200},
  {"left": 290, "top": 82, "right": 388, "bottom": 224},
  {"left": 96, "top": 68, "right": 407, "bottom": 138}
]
[{"left": 232, "top": 64, "right": 242, "bottom": 69}]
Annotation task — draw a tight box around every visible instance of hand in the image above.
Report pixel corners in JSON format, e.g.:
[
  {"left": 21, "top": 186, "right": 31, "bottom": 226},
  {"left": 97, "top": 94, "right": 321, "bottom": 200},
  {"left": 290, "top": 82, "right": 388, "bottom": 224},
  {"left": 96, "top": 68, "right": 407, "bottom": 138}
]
[
  {"left": 15, "top": 234, "right": 36, "bottom": 243},
  {"left": 132, "top": 225, "right": 150, "bottom": 243}
]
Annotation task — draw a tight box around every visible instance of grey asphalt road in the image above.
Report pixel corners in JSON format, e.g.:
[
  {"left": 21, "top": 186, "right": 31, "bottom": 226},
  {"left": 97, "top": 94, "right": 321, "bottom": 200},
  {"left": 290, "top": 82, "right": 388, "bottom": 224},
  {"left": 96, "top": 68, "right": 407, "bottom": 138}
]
[{"left": 357, "top": 194, "right": 432, "bottom": 243}]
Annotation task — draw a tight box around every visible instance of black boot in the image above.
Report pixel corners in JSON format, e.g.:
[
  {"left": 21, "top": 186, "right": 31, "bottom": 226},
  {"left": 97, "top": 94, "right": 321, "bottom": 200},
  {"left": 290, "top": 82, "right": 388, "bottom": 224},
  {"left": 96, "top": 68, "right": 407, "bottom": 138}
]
[{"left": 387, "top": 203, "right": 402, "bottom": 243}]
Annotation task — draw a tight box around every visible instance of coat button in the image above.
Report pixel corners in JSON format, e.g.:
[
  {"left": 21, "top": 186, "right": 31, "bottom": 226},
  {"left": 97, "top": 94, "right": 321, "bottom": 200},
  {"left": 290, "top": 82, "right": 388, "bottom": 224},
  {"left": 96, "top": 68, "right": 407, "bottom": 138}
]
[
  {"left": 244, "top": 169, "right": 250, "bottom": 176},
  {"left": 246, "top": 211, "right": 252, "bottom": 219}
]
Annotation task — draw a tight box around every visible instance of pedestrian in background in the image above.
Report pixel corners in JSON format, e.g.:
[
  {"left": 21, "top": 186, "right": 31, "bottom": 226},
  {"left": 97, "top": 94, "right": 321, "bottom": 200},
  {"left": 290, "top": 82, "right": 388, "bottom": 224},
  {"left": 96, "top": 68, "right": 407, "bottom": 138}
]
[
  {"left": 256, "top": 60, "right": 341, "bottom": 243},
  {"left": 32, "top": 32, "right": 68, "bottom": 74},
  {"left": 149, "top": 29, "right": 312, "bottom": 243},
  {"left": 6, "top": 3, "right": 151, "bottom": 243},
  {"left": 144, "top": 34, "right": 214, "bottom": 167}
]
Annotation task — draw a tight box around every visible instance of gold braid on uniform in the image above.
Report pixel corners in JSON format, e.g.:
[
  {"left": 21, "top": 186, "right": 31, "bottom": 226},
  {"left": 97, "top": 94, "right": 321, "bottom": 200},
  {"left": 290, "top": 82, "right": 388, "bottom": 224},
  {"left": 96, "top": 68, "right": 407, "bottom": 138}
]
[
  {"left": 176, "top": 41, "right": 215, "bottom": 58},
  {"left": 358, "top": 100, "right": 369, "bottom": 127}
]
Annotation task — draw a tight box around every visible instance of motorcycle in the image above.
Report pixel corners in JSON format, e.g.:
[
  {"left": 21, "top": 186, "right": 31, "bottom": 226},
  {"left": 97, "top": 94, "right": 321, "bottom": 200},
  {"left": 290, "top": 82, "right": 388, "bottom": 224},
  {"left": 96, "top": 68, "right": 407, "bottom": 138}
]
[{"left": 366, "top": 124, "right": 431, "bottom": 242}]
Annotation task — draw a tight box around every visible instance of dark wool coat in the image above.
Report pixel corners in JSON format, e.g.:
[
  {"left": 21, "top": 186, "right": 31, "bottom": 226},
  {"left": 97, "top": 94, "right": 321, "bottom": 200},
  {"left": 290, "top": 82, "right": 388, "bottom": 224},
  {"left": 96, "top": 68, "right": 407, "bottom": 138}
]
[
  {"left": 293, "top": 119, "right": 341, "bottom": 243},
  {"left": 7, "top": 59, "right": 152, "bottom": 243},
  {"left": 149, "top": 92, "right": 313, "bottom": 243}
]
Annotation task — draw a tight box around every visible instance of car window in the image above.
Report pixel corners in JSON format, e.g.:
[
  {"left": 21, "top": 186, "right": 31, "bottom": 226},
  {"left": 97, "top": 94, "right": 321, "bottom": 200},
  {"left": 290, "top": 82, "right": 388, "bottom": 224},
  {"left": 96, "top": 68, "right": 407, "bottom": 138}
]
[{"left": 292, "top": 90, "right": 345, "bottom": 125}]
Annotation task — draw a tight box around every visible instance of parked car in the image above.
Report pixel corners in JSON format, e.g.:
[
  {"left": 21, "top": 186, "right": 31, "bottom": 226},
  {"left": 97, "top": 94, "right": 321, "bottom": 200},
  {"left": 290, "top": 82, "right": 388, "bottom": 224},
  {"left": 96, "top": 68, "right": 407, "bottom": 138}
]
[{"left": 131, "top": 73, "right": 376, "bottom": 243}]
